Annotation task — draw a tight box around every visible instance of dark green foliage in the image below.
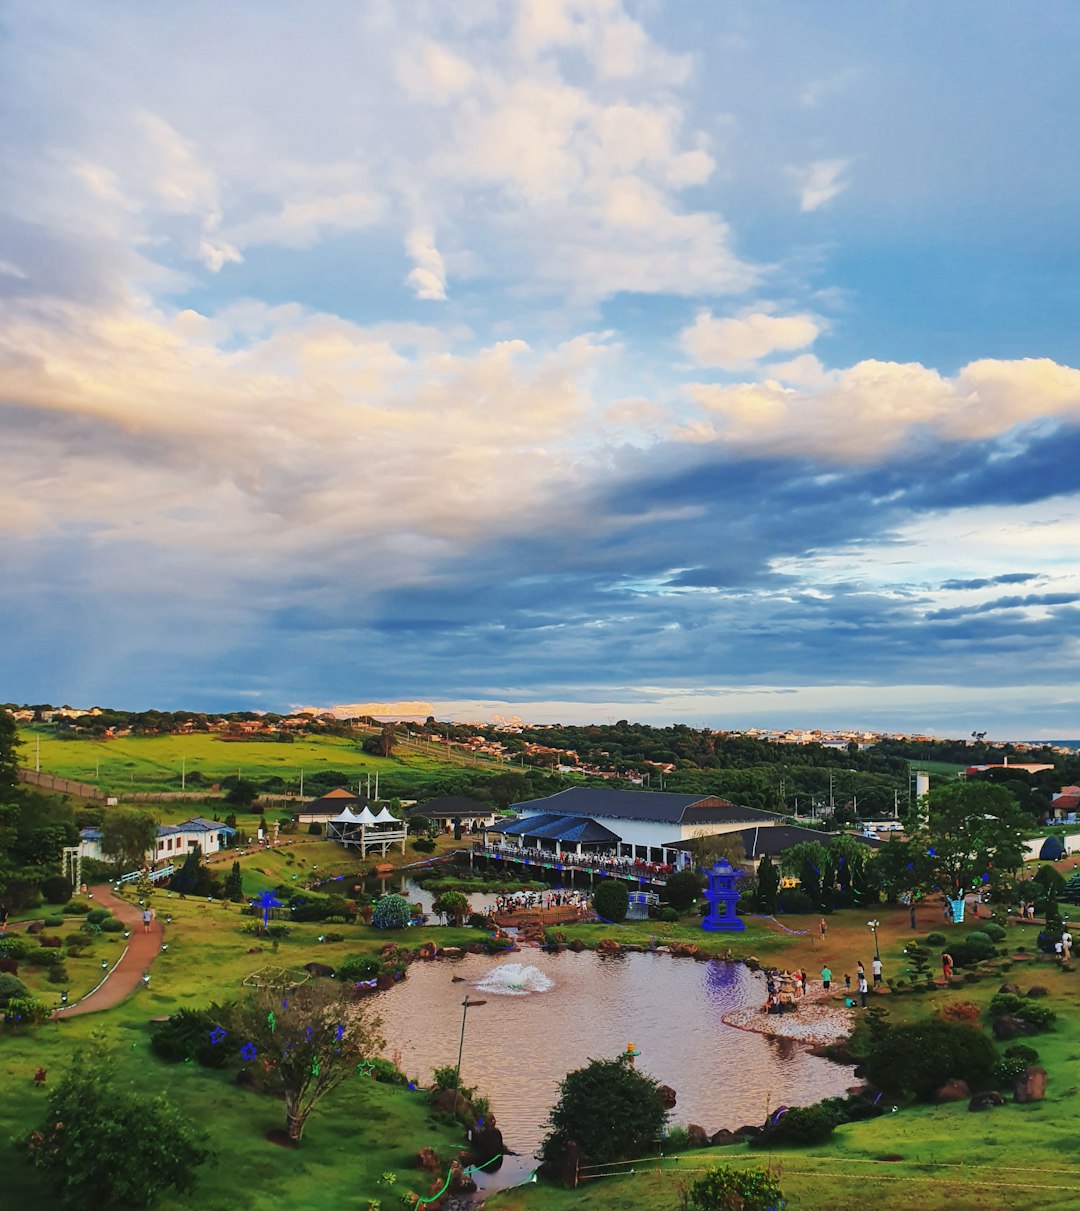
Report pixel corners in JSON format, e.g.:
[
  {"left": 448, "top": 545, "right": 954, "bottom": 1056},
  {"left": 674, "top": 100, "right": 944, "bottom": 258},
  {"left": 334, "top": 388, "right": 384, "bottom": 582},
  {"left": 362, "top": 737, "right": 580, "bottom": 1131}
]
[
  {"left": 408, "top": 814, "right": 436, "bottom": 837},
  {"left": 592, "top": 879, "right": 629, "bottom": 923},
  {"left": 47, "top": 965, "right": 69, "bottom": 984},
  {"left": 925, "top": 932, "right": 947, "bottom": 946},
  {"left": 100, "top": 918, "right": 124, "bottom": 933},
  {"left": 987, "top": 993, "right": 1056, "bottom": 1032},
  {"left": 40, "top": 875, "right": 74, "bottom": 905},
  {"left": 85, "top": 908, "right": 111, "bottom": 925},
  {"left": 1063, "top": 872, "right": 1080, "bottom": 904},
  {"left": 367, "top": 1056, "right": 408, "bottom": 1085},
  {"left": 752, "top": 1102, "right": 838, "bottom": 1147},
  {"left": 100, "top": 809, "right": 159, "bottom": 872},
  {"left": 756, "top": 853, "right": 780, "bottom": 914},
  {"left": 223, "top": 861, "right": 244, "bottom": 902},
  {"left": 334, "top": 956, "right": 382, "bottom": 984},
  {"left": 63, "top": 934, "right": 92, "bottom": 956},
  {"left": 225, "top": 779, "right": 259, "bottom": 809},
  {"left": 688, "top": 1164, "right": 784, "bottom": 1211},
  {"left": 655, "top": 906, "right": 679, "bottom": 922},
  {"left": 0, "top": 935, "right": 29, "bottom": 959},
  {"left": 61, "top": 902, "right": 90, "bottom": 915},
  {"left": 307, "top": 821, "right": 322, "bottom": 835},
  {"left": 372, "top": 893, "right": 412, "bottom": 929},
  {"left": 0, "top": 972, "right": 29, "bottom": 1003},
  {"left": 21, "top": 1047, "right": 213, "bottom": 1209},
  {"left": 169, "top": 845, "right": 218, "bottom": 897},
  {"left": 43, "top": 915, "right": 65, "bottom": 927},
  {"left": 992, "top": 1055, "right": 1032, "bottom": 1088},
  {"left": 25, "top": 947, "right": 64, "bottom": 968},
  {"left": 412, "top": 837, "right": 437, "bottom": 853},
  {"left": 150, "top": 1004, "right": 239, "bottom": 1067},
  {"left": 865, "top": 1020, "right": 996, "bottom": 1098},
  {"left": 775, "top": 888, "right": 815, "bottom": 914},
  {"left": 1005, "top": 1043, "right": 1040, "bottom": 1064},
  {"left": 661, "top": 868, "right": 705, "bottom": 911},
  {"left": 540, "top": 1055, "right": 667, "bottom": 1167},
  {"left": 949, "top": 931, "right": 996, "bottom": 969},
  {"left": 982, "top": 923, "right": 1006, "bottom": 942}
]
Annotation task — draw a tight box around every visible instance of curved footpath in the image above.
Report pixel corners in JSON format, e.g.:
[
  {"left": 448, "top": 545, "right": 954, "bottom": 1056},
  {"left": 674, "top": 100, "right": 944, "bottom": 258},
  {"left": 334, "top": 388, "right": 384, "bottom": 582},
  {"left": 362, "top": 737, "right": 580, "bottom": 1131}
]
[{"left": 52, "top": 884, "right": 163, "bottom": 1018}]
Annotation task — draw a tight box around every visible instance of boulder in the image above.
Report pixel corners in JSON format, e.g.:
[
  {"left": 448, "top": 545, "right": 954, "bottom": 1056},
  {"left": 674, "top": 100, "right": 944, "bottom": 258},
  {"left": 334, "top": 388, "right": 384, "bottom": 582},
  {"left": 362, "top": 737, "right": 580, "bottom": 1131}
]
[
  {"left": 471, "top": 1122, "right": 505, "bottom": 1167},
  {"left": 440, "top": 947, "right": 463, "bottom": 957},
  {"left": 687, "top": 1124, "right": 710, "bottom": 1148},
  {"left": 670, "top": 942, "right": 700, "bottom": 958},
  {"left": 968, "top": 1090, "right": 1006, "bottom": 1112},
  {"left": 417, "top": 942, "right": 437, "bottom": 960},
  {"left": 569, "top": 939, "right": 585, "bottom": 953},
  {"left": 992, "top": 1013, "right": 1038, "bottom": 1040},
  {"left": 656, "top": 1084, "right": 677, "bottom": 1109},
  {"left": 1026, "top": 985, "right": 1049, "bottom": 998},
  {"left": 931, "top": 1079, "right": 972, "bottom": 1103},
  {"left": 0, "top": 958, "right": 18, "bottom": 975},
  {"left": 709, "top": 1129, "right": 738, "bottom": 1146},
  {"left": 1014, "top": 1066, "right": 1048, "bottom": 1103},
  {"left": 26, "top": 921, "right": 43, "bottom": 935},
  {"left": 998, "top": 983, "right": 1021, "bottom": 995},
  {"left": 375, "top": 972, "right": 397, "bottom": 990},
  {"left": 417, "top": 1147, "right": 440, "bottom": 1172},
  {"left": 597, "top": 938, "right": 622, "bottom": 955},
  {"left": 303, "top": 962, "right": 335, "bottom": 978},
  {"left": 448, "top": 1160, "right": 477, "bottom": 1194}
]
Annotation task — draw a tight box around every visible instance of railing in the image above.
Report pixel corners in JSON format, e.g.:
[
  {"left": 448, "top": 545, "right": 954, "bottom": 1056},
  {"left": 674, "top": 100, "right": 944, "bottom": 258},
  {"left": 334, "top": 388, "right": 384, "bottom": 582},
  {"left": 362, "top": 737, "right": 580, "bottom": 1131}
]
[
  {"left": 117, "top": 864, "right": 175, "bottom": 885},
  {"left": 473, "top": 843, "right": 671, "bottom": 886}
]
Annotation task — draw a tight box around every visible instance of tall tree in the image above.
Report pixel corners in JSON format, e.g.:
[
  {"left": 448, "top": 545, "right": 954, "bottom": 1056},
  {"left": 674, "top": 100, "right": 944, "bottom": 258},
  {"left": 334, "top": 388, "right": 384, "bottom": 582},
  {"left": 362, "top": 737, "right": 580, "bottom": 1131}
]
[
  {"left": 756, "top": 853, "right": 780, "bottom": 914},
  {"left": 100, "top": 810, "right": 159, "bottom": 872},
  {"left": 234, "top": 979, "right": 384, "bottom": 1142}
]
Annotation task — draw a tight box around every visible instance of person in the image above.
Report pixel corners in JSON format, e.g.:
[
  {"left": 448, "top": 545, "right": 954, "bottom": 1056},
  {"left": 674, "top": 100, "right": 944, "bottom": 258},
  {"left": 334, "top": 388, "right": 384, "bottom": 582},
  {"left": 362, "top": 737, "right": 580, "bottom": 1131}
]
[
  {"left": 1055, "top": 938, "right": 1064, "bottom": 961},
  {"left": 1064, "top": 929, "right": 1073, "bottom": 962},
  {"left": 818, "top": 917, "right": 827, "bottom": 941},
  {"left": 1027, "top": 902, "right": 1036, "bottom": 920},
  {"left": 856, "top": 959, "right": 866, "bottom": 985},
  {"left": 821, "top": 964, "right": 832, "bottom": 993},
  {"left": 142, "top": 907, "right": 152, "bottom": 933},
  {"left": 942, "top": 951, "right": 953, "bottom": 980},
  {"left": 872, "top": 956, "right": 883, "bottom": 986},
  {"left": 844, "top": 972, "right": 851, "bottom": 992},
  {"left": 858, "top": 971, "right": 868, "bottom": 1008},
  {"left": 800, "top": 968, "right": 809, "bottom": 998}
]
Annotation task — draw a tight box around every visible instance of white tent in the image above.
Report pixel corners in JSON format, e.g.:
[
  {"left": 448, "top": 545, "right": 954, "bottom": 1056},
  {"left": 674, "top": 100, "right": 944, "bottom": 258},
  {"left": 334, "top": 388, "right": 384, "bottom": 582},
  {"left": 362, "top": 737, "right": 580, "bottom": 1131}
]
[{"left": 371, "top": 807, "right": 400, "bottom": 825}]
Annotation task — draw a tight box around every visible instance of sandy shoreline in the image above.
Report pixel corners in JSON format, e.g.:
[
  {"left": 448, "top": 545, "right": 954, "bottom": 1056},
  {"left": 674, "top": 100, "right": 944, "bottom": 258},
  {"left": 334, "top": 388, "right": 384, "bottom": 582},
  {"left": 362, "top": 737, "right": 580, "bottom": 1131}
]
[{"left": 723, "top": 998, "right": 855, "bottom": 1046}]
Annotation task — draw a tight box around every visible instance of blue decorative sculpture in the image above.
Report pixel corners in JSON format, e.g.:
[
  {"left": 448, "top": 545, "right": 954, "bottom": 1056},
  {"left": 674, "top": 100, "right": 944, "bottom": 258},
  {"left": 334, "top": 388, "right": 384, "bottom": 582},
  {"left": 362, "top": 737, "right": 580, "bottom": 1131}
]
[
  {"left": 702, "top": 858, "right": 745, "bottom": 932},
  {"left": 251, "top": 889, "right": 282, "bottom": 930}
]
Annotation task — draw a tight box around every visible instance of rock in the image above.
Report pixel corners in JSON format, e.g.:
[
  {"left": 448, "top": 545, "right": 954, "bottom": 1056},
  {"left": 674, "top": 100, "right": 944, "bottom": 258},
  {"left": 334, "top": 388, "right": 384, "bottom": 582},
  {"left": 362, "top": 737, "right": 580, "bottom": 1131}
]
[
  {"left": 931, "top": 1079, "right": 972, "bottom": 1103},
  {"left": 1014, "top": 1066, "right": 1048, "bottom": 1103},
  {"left": 247, "top": 946, "right": 263, "bottom": 954},
  {"left": 597, "top": 938, "right": 622, "bottom": 955},
  {"left": 471, "top": 1122, "right": 505, "bottom": 1167},
  {"left": 992, "top": 1013, "right": 1038, "bottom": 1040},
  {"left": 440, "top": 946, "right": 463, "bottom": 957},
  {"left": 0, "top": 958, "right": 18, "bottom": 975},
  {"left": 379, "top": 943, "right": 399, "bottom": 957},
  {"left": 1026, "top": 985, "right": 1049, "bottom": 998},
  {"left": 656, "top": 1084, "right": 677, "bottom": 1109},
  {"left": 303, "top": 962, "right": 335, "bottom": 978},
  {"left": 687, "top": 1124, "right": 710, "bottom": 1148},
  {"left": 968, "top": 1090, "right": 1006, "bottom": 1112},
  {"left": 451, "top": 975, "right": 466, "bottom": 983},
  {"left": 375, "top": 972, "right": 397, "bottom": 990},
  {"left": 26, "top": 921, "right": 44, "bottom": 934},
  {"left": 417, "top": 942, "right": 437, "bottom": 960},
  {"left": 709, "top": 1129, "right": 738, "bottom": 1146},
  {"left": 417, "top": 1147, "right": 440, "bottom": 1172},
  {"left": 670, "top": 942, "right": 700, "bottom": 958},
  {"left": 569, "top": 939, "right": 585, "bottom": 953},
  {"left": 999, "top": 983, "right": 1021, "bottom": 994},
  {"left": 743, "top": 956, "right": 761, "bottom": 971}
]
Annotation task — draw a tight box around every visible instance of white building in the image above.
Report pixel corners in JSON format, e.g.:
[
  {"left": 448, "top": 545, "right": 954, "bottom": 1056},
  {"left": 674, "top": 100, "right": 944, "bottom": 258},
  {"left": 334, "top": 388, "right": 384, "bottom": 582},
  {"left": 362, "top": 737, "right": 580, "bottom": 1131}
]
[{"left": 78, "top": 817, "right": 236, "bottom": 867}]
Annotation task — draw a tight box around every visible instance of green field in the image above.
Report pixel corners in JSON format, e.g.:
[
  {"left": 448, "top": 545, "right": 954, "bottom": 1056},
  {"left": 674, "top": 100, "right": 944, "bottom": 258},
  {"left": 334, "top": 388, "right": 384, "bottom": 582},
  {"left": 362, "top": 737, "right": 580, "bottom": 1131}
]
[{"left": 16, "top": 727, "right": 460, "bottom": 797}]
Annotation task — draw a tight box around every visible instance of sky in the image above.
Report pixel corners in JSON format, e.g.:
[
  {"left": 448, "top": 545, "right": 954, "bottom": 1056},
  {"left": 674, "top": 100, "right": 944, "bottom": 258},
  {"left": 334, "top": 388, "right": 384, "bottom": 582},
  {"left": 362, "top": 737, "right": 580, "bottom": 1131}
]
[{"left": 2, "top": 1, "right": 1080, "bottom": 738}]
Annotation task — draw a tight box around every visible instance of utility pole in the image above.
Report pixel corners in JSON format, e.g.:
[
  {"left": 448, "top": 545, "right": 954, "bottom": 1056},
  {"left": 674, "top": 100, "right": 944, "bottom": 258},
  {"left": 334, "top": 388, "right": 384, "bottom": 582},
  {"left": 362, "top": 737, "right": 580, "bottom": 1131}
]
[
  {"left": 35, "top": 733, "right": 41, "bottom": 772},
  {"left": 374, "top": 771, "right": 379, "bottom": 801},
  {"left": 829, "top": 773, "right": 835, "bottom": 816},
  {"left": 181, "top": 757, "right": 186, "bottom": 791},
  {"left": 299, "top": 769, "right": 304, "bottom": 798}
]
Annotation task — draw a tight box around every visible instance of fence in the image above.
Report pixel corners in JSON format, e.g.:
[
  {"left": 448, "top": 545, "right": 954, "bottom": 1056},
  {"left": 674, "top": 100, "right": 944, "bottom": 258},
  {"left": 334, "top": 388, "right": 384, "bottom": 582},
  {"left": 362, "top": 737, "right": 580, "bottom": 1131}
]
[{"left": 18, "top": 768, "right": 105, "bottom": 800}]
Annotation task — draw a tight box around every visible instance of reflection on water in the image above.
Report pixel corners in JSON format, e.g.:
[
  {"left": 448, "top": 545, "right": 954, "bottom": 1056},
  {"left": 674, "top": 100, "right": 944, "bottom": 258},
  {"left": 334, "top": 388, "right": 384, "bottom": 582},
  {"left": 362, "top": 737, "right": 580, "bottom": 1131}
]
[{"left": 373, "top": 949, "right": 854, "bottom": 1156}]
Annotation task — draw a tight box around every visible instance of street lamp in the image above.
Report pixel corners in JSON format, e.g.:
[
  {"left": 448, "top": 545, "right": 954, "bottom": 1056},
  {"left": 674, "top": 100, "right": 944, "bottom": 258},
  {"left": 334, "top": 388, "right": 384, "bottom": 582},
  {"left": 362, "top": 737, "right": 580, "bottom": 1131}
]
[
  {"left": 867, "top": 919, "right": 881, "bottom": 961},
  {"left": 453, "top": 996, "right": 487, "bottom": 1104}
]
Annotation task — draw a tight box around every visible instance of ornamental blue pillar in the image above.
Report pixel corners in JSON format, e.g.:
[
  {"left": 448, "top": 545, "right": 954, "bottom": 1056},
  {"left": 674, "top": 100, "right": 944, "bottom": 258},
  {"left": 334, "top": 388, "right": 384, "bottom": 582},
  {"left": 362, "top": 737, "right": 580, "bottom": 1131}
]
[{"left": 702, "top": 859, "right": 745, "bottom": 932}]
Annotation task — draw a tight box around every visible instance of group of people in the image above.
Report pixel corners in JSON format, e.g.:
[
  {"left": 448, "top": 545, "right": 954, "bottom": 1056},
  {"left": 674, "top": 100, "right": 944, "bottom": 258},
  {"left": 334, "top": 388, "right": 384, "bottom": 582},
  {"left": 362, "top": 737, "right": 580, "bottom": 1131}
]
[
  {"left": 487, "top": 841, "right": 674, "bottom": 878},
  {"left": 492, "top": 889, "right": 588, "bottom": 915}
]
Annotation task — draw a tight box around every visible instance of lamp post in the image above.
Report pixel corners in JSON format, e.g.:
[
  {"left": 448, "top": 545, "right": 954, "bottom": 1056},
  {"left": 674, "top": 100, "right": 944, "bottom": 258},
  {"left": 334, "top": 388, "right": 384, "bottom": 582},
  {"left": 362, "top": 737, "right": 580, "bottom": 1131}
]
[
  {"left": 868, "top": 919, "right": 881, "bottom": 961},
  {"left": 453, "top": 996, "right": 487, "bottom": 1105}
]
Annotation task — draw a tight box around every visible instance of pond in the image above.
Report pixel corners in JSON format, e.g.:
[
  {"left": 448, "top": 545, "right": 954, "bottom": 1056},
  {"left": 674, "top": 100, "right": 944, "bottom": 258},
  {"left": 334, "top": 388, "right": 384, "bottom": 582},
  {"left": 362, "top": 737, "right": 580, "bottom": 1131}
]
[{"left": 372, "top": 949, "right": 854, "bottom": 1160}]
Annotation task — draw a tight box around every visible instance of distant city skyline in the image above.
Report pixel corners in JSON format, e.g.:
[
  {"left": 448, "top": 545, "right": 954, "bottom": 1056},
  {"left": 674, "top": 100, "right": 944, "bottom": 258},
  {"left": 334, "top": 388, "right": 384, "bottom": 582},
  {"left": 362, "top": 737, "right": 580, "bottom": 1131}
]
[{"left": 2, "top": 4, "right": 1079, "bottom": 735}]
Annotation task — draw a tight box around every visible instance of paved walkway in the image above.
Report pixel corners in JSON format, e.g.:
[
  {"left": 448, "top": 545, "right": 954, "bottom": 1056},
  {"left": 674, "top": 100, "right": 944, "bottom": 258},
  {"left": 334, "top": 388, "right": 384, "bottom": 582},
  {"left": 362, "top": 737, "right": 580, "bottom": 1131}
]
[{"left": 52, "top": 885, "right": 163, "bottom": 1018}]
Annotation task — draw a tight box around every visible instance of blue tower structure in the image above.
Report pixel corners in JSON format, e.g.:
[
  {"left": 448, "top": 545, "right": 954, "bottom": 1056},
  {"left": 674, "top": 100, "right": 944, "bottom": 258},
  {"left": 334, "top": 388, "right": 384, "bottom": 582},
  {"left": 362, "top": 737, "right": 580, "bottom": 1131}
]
[{"left": 701, "top": 858, "right": 745, "bottom": 932}]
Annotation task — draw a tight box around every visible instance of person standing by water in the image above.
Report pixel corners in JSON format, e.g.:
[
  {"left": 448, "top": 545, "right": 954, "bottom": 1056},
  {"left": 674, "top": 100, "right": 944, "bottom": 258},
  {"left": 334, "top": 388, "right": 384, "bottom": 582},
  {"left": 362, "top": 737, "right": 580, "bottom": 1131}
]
[
  {"left": 858, "top": 971, "right": 868, "bottom": 1008},
  {"left": 821, "top": 964, "right": 832, "bottom": 993}
]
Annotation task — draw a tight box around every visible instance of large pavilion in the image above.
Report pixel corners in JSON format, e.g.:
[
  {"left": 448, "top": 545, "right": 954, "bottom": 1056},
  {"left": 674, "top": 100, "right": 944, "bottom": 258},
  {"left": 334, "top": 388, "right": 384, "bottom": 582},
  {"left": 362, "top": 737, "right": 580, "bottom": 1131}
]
[{"left": 324, "top": 800, "right": 407, "bottom": 857}]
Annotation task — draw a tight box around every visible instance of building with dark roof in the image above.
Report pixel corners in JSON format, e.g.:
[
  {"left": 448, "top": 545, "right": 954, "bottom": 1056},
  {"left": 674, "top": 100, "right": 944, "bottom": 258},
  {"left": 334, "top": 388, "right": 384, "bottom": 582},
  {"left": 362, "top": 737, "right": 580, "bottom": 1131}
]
[
  {"left": 295, "top": 787, "right": 374, "bottom": 822},
  {"left": 408, "top": 796, "right": 498, "bottom": 830},
  {"left": 662, "top": 823, "right": 881, "bottom": 869}
]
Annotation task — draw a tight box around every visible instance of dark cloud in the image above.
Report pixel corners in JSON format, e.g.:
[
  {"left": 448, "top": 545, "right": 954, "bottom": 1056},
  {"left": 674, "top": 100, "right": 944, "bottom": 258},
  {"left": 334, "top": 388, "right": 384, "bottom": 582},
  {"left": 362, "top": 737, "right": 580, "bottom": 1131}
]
[{"left": 940, "top": 573, "right": 1039, "bottom": 590}]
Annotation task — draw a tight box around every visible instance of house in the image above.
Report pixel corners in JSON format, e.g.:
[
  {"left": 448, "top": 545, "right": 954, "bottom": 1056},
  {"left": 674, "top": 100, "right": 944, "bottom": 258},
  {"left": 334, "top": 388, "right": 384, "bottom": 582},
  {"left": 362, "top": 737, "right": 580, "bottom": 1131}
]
[
  {"left": 294, "top": 787, "right": 374, "bottom": 824},
  {"left": 486, "top": 787, "right": 784, "bottom": 866},
  {"left": 1047, "top": 786, "right": 1080, "bottom": 822},
  {"left": 77, "top": 817, "right": 236, "bottom": 868},
  {"left": 408, "top": 795, "right": 499, "bottom": 833}
]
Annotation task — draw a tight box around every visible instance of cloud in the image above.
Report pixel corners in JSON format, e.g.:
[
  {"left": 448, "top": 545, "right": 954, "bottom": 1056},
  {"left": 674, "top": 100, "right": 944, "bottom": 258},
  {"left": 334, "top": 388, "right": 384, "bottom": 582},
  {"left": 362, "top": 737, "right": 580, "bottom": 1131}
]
[
  {"left": 405, "top": 227, "right": 448, "bottom": 300},
  {"left": 927, "top": 593, "right": 1080, "bottom": 621},
  {"left": 680, "top": 310, "right": 820, "bottom": 370},
  {"left": 684, "top": 357, "right": 1080, "bottom": 463},
  {"left": 792, "top": 158, "right": 851, "bottom": 212},
  {"left": 940, "top": 573, "right": 1039, "bottom": 591}
]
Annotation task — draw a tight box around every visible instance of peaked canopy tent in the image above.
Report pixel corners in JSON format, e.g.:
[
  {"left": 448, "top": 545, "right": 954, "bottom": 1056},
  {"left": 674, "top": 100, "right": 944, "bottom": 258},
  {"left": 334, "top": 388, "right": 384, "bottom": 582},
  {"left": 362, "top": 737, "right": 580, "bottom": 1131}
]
[
  {"left": 486, "top": 812, "right": 624, "bottom": 855},
  {"left": 326, "top": 804, "right": 406, "bottom": 857}
]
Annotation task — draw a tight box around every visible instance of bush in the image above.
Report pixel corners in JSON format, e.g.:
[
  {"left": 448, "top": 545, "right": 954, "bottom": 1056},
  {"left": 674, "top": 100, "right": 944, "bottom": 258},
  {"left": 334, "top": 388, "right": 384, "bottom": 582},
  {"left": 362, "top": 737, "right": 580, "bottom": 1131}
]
[
  {"left": 950, "top": 932, "right": 996, "bottom": 968},
  {"left": 307, "top": 821, "right": 323, "bottom": 835},
  {"left": 367, "top": 1056, "right": 408, "bottom": 1085},
  {"left": 335, "top": 955, "right": 382, "bottom": 982},
  {"left": 40, "top": 876, "right": 74, "bottom": 905},
  {"left": 467, "top": 912, "right": 491, "bottom": 929},
  {"left": 987, "top": 993, "right": 1056, "bottom": 1032},
  {"left": 62, "top": 902, "right": 91, "bottom": 915},
  {"left": 372, "top": 894, "right": 412, "bottom": 930},
  {"left": 43, "top": 915, "right": 65, "bottom": 928},
  {"left": 655, "top": 907, "right": 680, "bottom": 922},
  {"left": 935, "top": 1000, "right": 982, "bottom": 1026},
  {"left": 25, "top": 948, "right": 64, "bottom": 969},
  {"left": 992, "top": 1055, "right": 1031, "bottom": 1088},
  {"left": 64, "top": 934, "right": 93, "bottom": 956},
  {"left": 663, "top": 1125, "right": 692, "bottom": 1152},
  {"left": 662, "top": 869, "right": 706, "bottom": 912},
  {"left": 80, "top": 922, "right": 102, "bottom": 937},
  {"left": 0, "top": 972, "right": 30, "bottom": 1004},
  {"left": 412, "top": 837, "right": 437, "bottom": 853},
  {"left": 926, "top": 932, "right": 947, "bottom": 946},
  {"left": 0, "top": 936, "right": 29, "bottom": 960},
  {"left": 322, "top": 931, "right": 345, "bottom": 943},
  {"left": 85, "top": 908, "right": 112, "bottom": 926},
  {"left": 983, "top": 923, "right": 1006, "bottom": 942},
  {"left": 47, "top": 965, "right": 70, "bottom": 984},
  {"left": 101, "top": 918, "right": 125, "bottom": 933},
  {"left": 753, "top": 1102, "right": 837, "bottom": 1147},
  {"left": 1005, "top": 1043, "right": 1040, "bottom": 1064},
  {"left": 689, "top": 1164, "right": 785, "bottom": 1211},
  {"left": 592, "top": 879, "right": 630, "bottom": 923},
  {"left": 150, "top": 1004, "right": 239, "bottom": 1066},
  {"left": 775, "top": 888, "right": 815, "bottom": 914},
  {"left": 865, "top": 1020, "right": 997, "bottom": 1099},
  {"left": 3, "top": 996, "right": 50, "bottom": 1028}
]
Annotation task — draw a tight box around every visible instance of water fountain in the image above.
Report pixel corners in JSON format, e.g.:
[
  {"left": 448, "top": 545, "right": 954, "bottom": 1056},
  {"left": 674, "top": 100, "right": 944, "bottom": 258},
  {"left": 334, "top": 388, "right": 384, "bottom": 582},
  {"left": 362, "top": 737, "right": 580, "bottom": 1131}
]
[{"left": 474, "top": 963, "right": 554, "bottom": 996}]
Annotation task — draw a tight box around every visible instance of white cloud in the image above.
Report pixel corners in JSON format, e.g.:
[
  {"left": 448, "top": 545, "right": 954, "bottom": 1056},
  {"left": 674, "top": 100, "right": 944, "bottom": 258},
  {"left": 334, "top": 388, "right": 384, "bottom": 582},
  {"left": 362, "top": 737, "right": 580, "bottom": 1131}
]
[
  {"left": 680, "top": 310, "right": 820, "bottom": 370},
  {"left": 684, "top": 356, "right": 1080, "bottom": 462},
  {"left": 405, "top": 227, "right": 449, "bottom": 300},
  {"left": 792, "top": 158, "right": 851, "bottom": 212},
  {"left": 396, "top": 41, "right": 477, "bottom": 103}
]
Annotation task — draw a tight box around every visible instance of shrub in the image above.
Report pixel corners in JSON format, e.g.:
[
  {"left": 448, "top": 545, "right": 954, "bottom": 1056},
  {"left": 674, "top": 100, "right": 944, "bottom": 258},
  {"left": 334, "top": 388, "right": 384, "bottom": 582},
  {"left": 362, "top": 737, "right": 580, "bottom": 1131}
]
[
  {"left": 753, "top": 1103, "right": 837, "bottom": 1147},
  {"left": 662, "top": 869, "right": 706, "bottom": 912},
  {"left": 43, "top": 915, "right": 65, "bottom": 928},
  {"left": 689, "top": 1164, "right": 785, "bottom": 1211},
  {"left": 593, "top": 879, "right": 630, "bottom": 923},
  {"left": 0, "top": 936, "right": 29, "bottom": 960},
  {"left": 335, "top": 955, "right": 382, "bottom": 982},
  {"left": 467, "top": 912, "right": 491, "bottom": 929},
  {"left": 307, "top": 822, "right": 323, "bottom": 835},
  {"left": 4, "top": 996, "right": 51, "bottom": 1028},
  {"left": 372, "top": 894, "right": 412, "bottom": 930},
  {"left": 101, "top": 918, "right": 125, "bottom": 933},
  {"left": 987, "top": 993, "right": 1056, "bottom": 1032},
  {"left": 322, "top": 931, "right": 345, "bottom": 943},
  {"left": 62, "top": 903, "right": 91, "bottom": 915},
  {"left": 367, "top": 1056, "right": 408, "bottom": 1085},
  {"left": 925, "top": 932, "right": 947, "bottom": 946},
  {"left": 64, "top": 934, "right": 93, "bottom": 956},
  {"left": 266, "top": 924, "right": 290, "bottom": 939},
  {"left": 950, "top": 933, "right": 995, "bottom": 968},
  {"left": 47, "top": 965, "right": 70, "bottom": 984},
  {"left": 85, "top": 908, "right": 112, "bottom": 925},
  {"left": 25, "top": 948, "right": 63, "bottom": 969},
  {"left": 935, "top": 1000, "right": 982, "bottom": 1026},
  {"left": 656, "top": 907, "right": 680, "bottom": 922},
  {"left": 983, "top": 923, "right": 1007, "bottom": 942},
  {"left": 40, "top": 876, "right": 74, "bottom": 905},
  {"left": 412, "top": 837, "right": 436, "bottom": 853},
  {"left": 80, "top": 922, "right": 102, "bottom": 937},
  {"left": 992, "top": 1055, "right": 1031, "bottom": 1088},
  {"left": 1005, "top": 1043, "right": 1040, "bottom": 1064},
  {"left": 775, "top": 888, "right": 815, "bottom": 914},
  {"left": 150, "top": 1004, "right": 239, "bottom": 1066},
  {"left": 865, "top": 1020, "right": 996, "bottom": 1099},
  {"left": 0, "top": 972, "right": 30, "bottom": 1004}
]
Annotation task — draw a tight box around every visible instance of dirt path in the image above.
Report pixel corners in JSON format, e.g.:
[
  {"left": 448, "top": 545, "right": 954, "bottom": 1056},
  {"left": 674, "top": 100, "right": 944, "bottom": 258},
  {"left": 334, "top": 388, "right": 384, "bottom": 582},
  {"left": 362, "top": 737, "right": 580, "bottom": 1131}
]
[{"left": 53, "top": 885, "right": 163, "bottom": 1018}]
